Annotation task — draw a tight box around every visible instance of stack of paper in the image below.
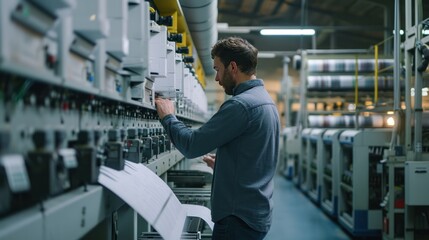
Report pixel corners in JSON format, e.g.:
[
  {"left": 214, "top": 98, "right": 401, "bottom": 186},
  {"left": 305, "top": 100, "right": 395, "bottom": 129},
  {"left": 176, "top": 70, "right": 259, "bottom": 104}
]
[{"left": 98, "top": 161, "right": 213, "bottom": 240}]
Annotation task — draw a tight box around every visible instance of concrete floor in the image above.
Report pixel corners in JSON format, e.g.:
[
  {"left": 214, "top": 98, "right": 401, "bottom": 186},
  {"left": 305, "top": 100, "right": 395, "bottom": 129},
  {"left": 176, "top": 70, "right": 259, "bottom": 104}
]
[{"left": 265, "top": 174, "right": 352, "bottom": 240}]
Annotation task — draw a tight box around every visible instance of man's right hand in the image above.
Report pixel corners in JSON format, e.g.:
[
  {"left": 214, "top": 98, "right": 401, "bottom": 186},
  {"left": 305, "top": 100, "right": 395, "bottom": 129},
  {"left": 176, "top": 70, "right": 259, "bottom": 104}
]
[
  {"left": 155, "top": 97, "right": 175, "bottom": 120},
  {"left": 202, "top": 153, "right": 216, "bottom": 170}
]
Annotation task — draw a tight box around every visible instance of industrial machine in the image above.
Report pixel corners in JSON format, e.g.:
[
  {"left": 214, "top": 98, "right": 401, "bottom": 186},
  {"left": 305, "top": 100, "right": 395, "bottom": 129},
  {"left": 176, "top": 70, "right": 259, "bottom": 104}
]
[
  {"left": 337, "top": 129, "right": 392, "bottom": 237},
  {"left": 0, "top": 0, "right": 211, "bottom": 239},
  {"left": 279, "top": 127, "right": 300, "bottom": 180},
  {"left": 307, "top": 128, "right": 326, "bottom": 204},
  {"left": 299, "top": 128, "right": 312, "bottom": 191},
  {"left": 320, "top": 129, "right": 343, "bottom": 218}
]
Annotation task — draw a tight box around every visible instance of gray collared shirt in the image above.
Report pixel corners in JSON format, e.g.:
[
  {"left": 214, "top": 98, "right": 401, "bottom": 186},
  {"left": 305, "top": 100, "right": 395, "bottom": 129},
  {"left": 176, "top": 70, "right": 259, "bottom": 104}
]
[{"left": 161, "top": 79, "right": 280, "bottom": 232}]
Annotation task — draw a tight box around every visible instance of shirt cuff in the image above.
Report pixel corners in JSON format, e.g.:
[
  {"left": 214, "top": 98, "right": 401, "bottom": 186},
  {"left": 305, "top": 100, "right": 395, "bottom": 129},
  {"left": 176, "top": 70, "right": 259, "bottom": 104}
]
[{"left": 160, "top": 114, "right": 176, "bottom": 126}]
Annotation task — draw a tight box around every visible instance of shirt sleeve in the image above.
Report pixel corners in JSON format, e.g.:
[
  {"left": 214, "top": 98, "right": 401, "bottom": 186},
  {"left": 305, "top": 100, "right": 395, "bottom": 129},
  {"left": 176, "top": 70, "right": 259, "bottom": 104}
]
[{"left": 161, "top": 99, "right": 249, "bottom": 158}]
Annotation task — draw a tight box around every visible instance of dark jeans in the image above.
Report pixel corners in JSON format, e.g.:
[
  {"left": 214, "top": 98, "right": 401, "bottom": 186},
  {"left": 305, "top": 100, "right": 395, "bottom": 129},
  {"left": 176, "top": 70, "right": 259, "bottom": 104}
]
[{"left": 212, "top": 215, "right": 268, "bottom": 240}]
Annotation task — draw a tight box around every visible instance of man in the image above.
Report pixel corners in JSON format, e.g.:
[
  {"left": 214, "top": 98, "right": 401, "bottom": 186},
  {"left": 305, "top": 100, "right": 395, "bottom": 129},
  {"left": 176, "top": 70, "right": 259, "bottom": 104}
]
[{"left": 155, "top": 37, "right": 280, "bottom": 240}]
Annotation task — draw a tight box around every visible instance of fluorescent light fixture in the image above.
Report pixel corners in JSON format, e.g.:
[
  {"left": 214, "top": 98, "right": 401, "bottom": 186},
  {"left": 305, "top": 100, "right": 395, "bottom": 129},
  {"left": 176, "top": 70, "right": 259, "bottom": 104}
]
[
  {"left": 258, "top": 52, "right": 276, "bottom": 58},
  {"left": 217, "top": 22, "right": 229, "bottom": 29},
  {"left": 219, "top": 28, "right": 251, "bottom": 34},
  {"left": 217, "top": 24, "right": 252, "bottom": 33},
  {"left": 260, "top": 29, "right": 315, "bottom": 36},
  {"left": 424, "top": 29, "right": 429, "bottom": 35}
]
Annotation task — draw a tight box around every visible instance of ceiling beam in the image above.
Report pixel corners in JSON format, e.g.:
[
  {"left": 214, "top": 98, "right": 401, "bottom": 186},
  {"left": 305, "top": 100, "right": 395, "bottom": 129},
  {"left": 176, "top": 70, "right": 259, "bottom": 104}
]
[
  {"left": 259, "top": 0, "right": 383, "bottom": 26},
  {"left": 271, "top": 0, "right": 284, "bottom": 15},
  {"left": 253, "top": 0, "right": 264, "bottom": 14},
  {"left": 334, "top": 30, "right": 383, "bottom": 44},
  {"left": 218, "top": 9, "right": 254, "bottom": 21},
  {"left": 315, "top": 19, "right": 335, "bottom": 47},
  {"left": 361, "top": 0, "right": 390, "bottom": 8}
]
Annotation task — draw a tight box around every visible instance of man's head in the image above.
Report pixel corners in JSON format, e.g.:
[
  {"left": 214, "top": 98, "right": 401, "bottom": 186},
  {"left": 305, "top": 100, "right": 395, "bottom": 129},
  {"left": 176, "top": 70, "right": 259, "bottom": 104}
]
[{"left": 211, "top": 37, "right": 258, "bottom": 95}]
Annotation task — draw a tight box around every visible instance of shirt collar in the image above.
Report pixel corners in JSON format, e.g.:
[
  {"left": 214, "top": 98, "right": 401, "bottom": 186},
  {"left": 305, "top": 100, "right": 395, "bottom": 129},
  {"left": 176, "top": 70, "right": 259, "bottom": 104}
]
[{"left": 232, "top": 79, "right": 264, "bottom": 96}]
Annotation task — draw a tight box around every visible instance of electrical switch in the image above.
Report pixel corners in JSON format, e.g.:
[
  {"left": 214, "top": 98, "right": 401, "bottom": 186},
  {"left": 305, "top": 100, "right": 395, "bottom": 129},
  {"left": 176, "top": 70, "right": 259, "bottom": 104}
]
[{"left": 105, "top": 129, "right": 124, "bottom": 170}]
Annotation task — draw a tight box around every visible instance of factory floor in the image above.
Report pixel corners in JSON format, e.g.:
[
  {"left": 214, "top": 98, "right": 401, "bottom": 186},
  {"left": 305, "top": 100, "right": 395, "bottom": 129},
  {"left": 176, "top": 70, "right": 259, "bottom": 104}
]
[{"left": 265, "top": 174, "right": 351, "bottom": 240}]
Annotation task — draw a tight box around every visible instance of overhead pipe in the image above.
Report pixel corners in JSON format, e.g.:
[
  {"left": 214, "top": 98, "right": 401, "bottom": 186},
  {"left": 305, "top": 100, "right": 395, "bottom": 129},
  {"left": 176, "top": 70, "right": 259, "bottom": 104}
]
[{"left": 179, "top": 0, "right": 218, "bottom": 75}]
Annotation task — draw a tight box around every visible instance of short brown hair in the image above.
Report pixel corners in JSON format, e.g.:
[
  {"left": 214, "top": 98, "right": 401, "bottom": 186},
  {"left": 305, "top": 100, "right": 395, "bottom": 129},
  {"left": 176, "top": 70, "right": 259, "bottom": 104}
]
[{"left": 211, "top": 37, "right": 258, "bottom": 75}]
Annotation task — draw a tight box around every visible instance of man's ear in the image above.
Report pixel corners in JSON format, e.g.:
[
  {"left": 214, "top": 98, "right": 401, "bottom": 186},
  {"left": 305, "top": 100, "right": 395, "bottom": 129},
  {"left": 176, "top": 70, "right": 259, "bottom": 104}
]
[{"left": 230, "top": 61, "right": 238, "bottom": 73}]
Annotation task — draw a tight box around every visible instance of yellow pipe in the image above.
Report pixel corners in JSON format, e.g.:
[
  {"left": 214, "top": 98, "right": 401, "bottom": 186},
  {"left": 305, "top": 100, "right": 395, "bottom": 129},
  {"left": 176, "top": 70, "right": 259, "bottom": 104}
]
[{"left": 374, "top": 45, "right": 379, "bottom": 104}]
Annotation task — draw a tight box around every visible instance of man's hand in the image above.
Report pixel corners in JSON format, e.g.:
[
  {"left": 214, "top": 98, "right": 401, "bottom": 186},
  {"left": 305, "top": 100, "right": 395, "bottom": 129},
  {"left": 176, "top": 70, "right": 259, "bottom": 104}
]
[
  {"left": 202, "top": 153, "right": 216, "bottom": 170},
  {"left": 155, "top": 97, "right": 175, "bottom": 120}
]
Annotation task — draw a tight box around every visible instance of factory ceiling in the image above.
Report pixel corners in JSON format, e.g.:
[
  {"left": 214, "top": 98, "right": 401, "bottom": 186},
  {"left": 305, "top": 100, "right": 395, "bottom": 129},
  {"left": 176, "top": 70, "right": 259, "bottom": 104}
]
[
  {"left": 214, "top": 0, "right": 429, "bottom": 80},
  {"left": 217, "top": 0, "right": 429, "bottom": 51}
]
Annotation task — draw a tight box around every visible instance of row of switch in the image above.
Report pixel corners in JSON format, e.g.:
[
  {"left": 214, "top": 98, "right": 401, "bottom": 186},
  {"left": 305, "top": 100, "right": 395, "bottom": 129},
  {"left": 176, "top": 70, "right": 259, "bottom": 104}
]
[
  {"left": 109, "top": 127, "right": 172, "bottom": 169},
  {"left": 0, "top": 127, "right": 172, "bottom": 217}
]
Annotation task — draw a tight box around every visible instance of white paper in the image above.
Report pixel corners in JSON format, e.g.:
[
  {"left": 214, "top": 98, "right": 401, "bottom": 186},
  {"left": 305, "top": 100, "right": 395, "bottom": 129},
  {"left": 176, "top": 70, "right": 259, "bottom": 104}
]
[
  {"left": 182, "top": 204, "right": 214, "bottom": 230},
  {"left": 98, "top": 167, "right": 160, "bottom": 223},
  {"left": 189, "top": 162, "right": 213, "bottom": 175},
  {"left": 98, "top": 161, "right": 214, "bottom": 240},
  {"left": 153, "top": 194, "right": 187, "bottom": 240}
]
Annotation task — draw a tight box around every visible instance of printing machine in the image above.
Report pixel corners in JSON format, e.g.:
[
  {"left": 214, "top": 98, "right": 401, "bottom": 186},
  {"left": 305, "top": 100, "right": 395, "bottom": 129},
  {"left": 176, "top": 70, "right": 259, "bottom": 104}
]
[
  {"left": 0, "top": 0, "right": 69, "bottom": 84},
  {"left": 307, "top": 128, "right": 326, "bottom": 204},
  {"left": 279, "top": 127, "right": 294, "bottom": 179},
  {"left": 67, "top": 0, "right": 109, "bottom": 93},
  {"left": 0, "top": 0, "right": 210, "bottom": 239},
  {"left": 320, "top": 129, "right": 343, "bottom": 218},
  {"left": 122, "top": 0, "right": 150, "bottom": 103},
  {"left": 154, "top": 41, "right": 178, "bottom": 99},
  {"left": 337, "top": 129, "right": 392, "bottom": 237},
  {"left": 283, "top": 128, "right": 301, "bottom": 185},
  {"left": 148, "top": 21, "right": 168, "bottom": 105},
  {"left": 103, "top": 0, "right": 129, "bottom": 100},
  {"left": 299, "top": 128, "right": 312, "bottom": 191}
]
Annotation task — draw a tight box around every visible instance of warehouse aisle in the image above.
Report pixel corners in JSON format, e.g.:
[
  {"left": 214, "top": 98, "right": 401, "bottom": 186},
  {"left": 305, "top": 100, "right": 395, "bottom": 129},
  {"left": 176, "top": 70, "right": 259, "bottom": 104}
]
[{"left": 265, "top": 174, "right": 351, "bottom": 240}]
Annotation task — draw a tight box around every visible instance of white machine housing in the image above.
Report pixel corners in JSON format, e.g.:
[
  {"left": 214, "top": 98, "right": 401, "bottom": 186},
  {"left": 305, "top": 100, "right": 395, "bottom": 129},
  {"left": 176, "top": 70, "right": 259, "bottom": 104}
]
[
  {"left": 0, "top": 0, "right": 72, "bottom": 84},
  {"left": 320, "top": 129, "right": 343, "bottom": 218},
  {"left": 154, "top": 41, "right": 176, "bottom": 99},
  {"left": 337, "top": 129, "right": 392, "bottom": 237},
  {"left": 307, "top": 128, "right": 326, "bottom": 204},
  {"left": 299, "top": 128, "right": 312, "bottom": 192}
]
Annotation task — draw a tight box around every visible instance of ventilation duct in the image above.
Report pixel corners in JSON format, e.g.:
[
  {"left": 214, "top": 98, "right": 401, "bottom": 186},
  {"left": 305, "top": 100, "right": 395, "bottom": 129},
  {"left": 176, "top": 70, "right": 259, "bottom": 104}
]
[{"left": 179, "top": 0, "right": 217, "bottom": 76}]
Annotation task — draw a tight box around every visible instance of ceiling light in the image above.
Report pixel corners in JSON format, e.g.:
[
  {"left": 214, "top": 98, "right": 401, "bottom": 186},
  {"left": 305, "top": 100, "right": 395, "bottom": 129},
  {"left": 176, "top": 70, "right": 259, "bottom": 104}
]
[
  {"left": 218, "top": 28, "right": 251, "bottom": 34},
  {"left": 217, "top": 22, "right": 229, "bottom": 29},
  {"left": 258, "top": 52, "right": 276, "bottom": 58},
  {"left": 260, "top": 29, "right": 315, "bottom": 36}
]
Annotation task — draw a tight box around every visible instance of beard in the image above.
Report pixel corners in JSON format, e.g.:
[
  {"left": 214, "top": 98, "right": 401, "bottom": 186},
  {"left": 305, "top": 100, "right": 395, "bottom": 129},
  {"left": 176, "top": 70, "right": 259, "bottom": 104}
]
[{"left": 222, "top": 69, "right": 236, "bottom": 95}]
